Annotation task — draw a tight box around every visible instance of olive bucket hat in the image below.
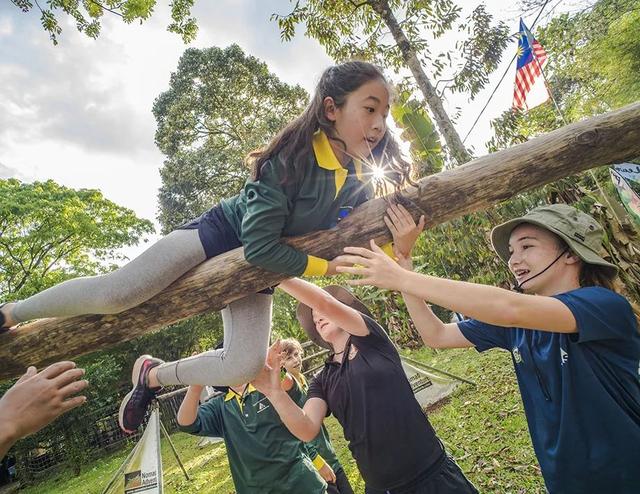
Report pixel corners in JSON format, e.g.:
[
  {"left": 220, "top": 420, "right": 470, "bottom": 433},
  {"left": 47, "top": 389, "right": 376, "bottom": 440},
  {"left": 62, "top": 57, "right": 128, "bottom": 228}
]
[
  {"left": 296, "top": 285, "right": 373, "bottom": 350},
  {"left": 490, "top": 203, "right": 617, "bottom": 276}
]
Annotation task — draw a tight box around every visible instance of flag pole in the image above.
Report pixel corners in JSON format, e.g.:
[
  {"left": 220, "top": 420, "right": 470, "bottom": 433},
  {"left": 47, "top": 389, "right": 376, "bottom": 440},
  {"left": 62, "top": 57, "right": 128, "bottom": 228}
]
[{"left": 530, "top": 55, "right": 567, "bottom": 125}]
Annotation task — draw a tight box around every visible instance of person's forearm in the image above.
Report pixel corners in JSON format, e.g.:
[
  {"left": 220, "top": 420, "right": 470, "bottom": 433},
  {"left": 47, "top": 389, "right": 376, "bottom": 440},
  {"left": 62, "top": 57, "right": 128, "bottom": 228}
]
[
  {"left": 177, "top": 385, "right": 204, "bottom": 427},
  {"left": 279, "top": 278, "right": 332, "bottom": 313},
  {"left": 0, "top": 411, "right": 19, "bottom": 457},
  {"left": 397, "top": 271, "right": 525, "bottom": 328},
  {"left": 401, "top": 292, "right": 448, "bottom": 347},
  {"left": 0, "top": 427, "right": 18, "bottom": 458},
  {"left": 264, "top": 389, "right": 320, "bottom": 442}
]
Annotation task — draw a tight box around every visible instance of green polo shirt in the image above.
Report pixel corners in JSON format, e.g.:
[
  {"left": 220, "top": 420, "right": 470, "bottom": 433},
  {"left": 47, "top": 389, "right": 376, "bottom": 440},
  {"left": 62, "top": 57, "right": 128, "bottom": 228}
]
[
  {"left": 179, "top": 383, "right": 326, "bottom": 494},
  {"left": 220, "top": 130, "right": 375, "bottom": 277}
]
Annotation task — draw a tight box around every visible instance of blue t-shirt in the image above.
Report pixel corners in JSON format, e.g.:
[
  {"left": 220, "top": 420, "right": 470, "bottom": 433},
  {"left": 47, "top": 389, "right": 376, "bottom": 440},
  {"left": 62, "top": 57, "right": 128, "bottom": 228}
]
[{"left": 458, "top": 286, "right": 640, "bottom": 494}]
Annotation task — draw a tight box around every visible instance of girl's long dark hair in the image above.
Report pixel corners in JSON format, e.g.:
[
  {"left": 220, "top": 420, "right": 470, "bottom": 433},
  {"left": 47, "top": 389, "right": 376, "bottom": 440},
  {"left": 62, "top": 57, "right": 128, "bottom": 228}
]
[{"left": 246, "top": 61, "right": 412, "bottom": 190}]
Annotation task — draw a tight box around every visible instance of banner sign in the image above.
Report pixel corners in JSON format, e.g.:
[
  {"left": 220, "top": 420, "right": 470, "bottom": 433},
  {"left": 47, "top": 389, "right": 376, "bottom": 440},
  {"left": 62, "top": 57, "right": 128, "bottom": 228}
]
[
  {"left": 105, "top": 408, "right": 163, "bottom": 494},
  {"left": 124, "top": 408, "right": 163, "bottom": 494},
  {"left": 611, "top": 164, "right": 640, "bottom": 225}
]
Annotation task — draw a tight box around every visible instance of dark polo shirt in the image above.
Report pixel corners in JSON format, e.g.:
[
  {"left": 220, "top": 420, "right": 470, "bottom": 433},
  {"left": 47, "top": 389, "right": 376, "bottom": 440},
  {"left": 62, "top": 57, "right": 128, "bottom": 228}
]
[
  {"left": 308, "top": 314, "right": 444, "bottom": 491},
  {"left": 458, "top": 286, "right": 640, "bottom": 494}
]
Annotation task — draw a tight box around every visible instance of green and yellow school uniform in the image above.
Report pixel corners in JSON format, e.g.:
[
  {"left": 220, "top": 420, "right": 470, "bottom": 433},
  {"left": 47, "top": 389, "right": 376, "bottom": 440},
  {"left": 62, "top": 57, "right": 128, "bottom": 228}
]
[
  {"left": 179, "top": 383, "right": 326, "bottom": 494},
  {"left": 221, "top": 130, "right": 393, "bottom": 277}
]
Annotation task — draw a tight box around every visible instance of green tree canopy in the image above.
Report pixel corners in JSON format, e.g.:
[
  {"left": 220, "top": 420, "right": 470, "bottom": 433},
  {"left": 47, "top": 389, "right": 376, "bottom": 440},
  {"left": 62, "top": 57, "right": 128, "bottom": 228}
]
[
  {"left": 10, "top": 0, "right": 198, "bottom": 44},
  {"left": 152, "top": 44, "right": 308, "bottom": 232},
  {"left": 488, "top": 0, "right": 640, "bottom": 149},
  {"left": 0, "top": 178, "right": 154, "bottom": 300},
  {"left": 273, "top": 0, "right": 510, "bottom": 164}
]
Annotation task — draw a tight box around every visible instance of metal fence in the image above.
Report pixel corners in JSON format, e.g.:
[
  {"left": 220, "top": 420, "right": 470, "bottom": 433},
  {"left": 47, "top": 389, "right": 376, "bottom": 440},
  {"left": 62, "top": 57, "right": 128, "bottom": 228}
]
[
  {"left": 9, "top": 342, "right": 329, "bottom": 483},
  {"left": 11, "top": 387, "right": 189, "bottom": 481}
]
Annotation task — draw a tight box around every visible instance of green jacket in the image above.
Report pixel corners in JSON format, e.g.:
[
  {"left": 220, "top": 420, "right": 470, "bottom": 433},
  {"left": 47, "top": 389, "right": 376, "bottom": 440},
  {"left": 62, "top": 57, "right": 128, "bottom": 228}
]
[
  {"left": 221, "top": 130, "right": 373, "bottom": 277},
  {"left": 179, "top": 383, "right": 326, "bottom": 494}
]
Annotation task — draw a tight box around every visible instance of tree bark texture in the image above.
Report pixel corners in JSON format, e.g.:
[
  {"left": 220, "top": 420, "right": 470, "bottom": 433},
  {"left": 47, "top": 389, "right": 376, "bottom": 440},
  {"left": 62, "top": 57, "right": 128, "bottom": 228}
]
[
  {"left": 1, "top": 101, "right": 639, "bottom": 380},
  {"left": 369, "top": 0, "right": 473, "bottom": 165}
]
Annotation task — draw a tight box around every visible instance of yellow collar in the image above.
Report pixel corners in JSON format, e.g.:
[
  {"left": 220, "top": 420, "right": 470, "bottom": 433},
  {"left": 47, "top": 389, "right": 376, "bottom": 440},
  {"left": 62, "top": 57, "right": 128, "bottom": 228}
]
[
  {"left": 292, "top": 373, "right": 307, "bottom": 389},
  {"left": 224, "top": 384, "right": 256, "bottom": 401},
  {"left": 312, "top": 130, "right": 365, "bottom": 181}
]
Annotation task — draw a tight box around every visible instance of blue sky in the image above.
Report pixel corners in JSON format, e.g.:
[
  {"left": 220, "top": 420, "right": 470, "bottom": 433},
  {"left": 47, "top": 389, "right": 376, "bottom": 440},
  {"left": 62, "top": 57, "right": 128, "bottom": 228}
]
[{"left": 0, "top": 0, "right": 583, "bottom": 259}]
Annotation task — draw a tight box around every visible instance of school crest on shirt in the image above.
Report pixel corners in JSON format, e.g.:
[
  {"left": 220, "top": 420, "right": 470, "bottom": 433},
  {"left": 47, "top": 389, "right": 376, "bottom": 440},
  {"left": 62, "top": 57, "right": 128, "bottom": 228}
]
[
  {"left": 512, "top": 347, "right": 523, "bottom": 364},
  {"left": 560, "top": 348, "right": 569, "bottom": 366}
]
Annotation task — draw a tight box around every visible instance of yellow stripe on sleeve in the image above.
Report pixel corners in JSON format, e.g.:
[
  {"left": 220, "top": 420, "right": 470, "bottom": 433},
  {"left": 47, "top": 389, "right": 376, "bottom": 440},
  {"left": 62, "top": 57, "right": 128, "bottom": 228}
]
[
  {"left": 302, "top": 256, "right": 329, "bottom": 277},
  {"left": 381, "top": 242, "right": 397, "bottom": 261},
  {"left": 312, "top": 454, "right": 328, "bottom": 471}
]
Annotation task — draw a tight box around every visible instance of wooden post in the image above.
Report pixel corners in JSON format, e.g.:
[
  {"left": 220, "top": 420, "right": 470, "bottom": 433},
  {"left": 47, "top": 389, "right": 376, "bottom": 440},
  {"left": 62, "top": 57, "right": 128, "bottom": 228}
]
[{"left": 1, "top": 101, "right": 640, "bottom": 380}]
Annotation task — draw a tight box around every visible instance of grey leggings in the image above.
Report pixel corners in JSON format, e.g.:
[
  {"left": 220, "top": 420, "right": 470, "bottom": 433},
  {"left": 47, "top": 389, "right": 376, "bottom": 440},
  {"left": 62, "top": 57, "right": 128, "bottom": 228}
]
[
  {"left": 12, "top": 228, "right": 271, "bottom": 386},
  {"left": 156, "top": 292, "right": 272, "bottom": 386},
  {"left": 13, "top": 229, "right": 207, "bottom": 320}
]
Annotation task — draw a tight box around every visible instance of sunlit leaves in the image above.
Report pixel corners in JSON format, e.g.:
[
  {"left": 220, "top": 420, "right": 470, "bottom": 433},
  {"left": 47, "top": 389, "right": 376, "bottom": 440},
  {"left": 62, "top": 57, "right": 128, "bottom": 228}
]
[
  {"left": 10, "top": 0, "right": 198, "bottom": 44},
  {"left": 452, "top": 5, "right": 510, "bottom": 98},
  {"left": 0, "top": 178, "right": 154, "bottom": 300},
  {"left": 391, "top": 90, "right": 443, "bottom": 177}
]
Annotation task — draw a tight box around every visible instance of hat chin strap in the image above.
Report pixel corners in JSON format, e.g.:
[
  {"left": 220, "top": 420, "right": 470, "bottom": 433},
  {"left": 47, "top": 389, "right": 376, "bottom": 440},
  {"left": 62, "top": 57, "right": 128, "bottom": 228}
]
[{"left": 512, "top": 248, "right": 569, "bottom": 293}]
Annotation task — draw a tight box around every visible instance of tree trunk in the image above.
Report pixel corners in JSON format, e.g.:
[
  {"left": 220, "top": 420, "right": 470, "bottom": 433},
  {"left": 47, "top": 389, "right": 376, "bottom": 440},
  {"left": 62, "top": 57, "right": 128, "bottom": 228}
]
[
  {"left": 369, "top": 0, "right": 473, "bottom": 165},
  {"left": 1, "top": 101, "right": 640, "bottom": 380}
]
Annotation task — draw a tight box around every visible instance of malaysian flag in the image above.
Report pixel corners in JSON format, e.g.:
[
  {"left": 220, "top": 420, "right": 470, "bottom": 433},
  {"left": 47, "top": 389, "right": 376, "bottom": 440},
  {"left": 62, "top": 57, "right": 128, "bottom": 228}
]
[{"left": 513, "top": 18, "right": 550, "bottom": 110}]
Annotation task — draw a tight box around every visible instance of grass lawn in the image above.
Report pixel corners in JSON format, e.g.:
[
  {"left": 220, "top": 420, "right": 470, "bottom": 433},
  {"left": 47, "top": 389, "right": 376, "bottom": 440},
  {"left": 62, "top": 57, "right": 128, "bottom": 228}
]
[
  {"left": 17, "top": 347, "right": 546, "bottom": 494},
  {"left": 403, "top": 347, "right": 546, "bottom": 494}
]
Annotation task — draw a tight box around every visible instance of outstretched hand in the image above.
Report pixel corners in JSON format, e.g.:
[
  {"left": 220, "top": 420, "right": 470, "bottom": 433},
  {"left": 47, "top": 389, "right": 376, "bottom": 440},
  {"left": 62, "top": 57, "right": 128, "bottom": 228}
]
[
  {"left": 252, "top": 340, "right": 283, "bottom": 398},
  {"left": 335, "top": 240, "right": 407, "bottom": 291},
  {"left": 384, "top": 202, "right": 425, "bottom": 260},
  {"left": 0, "top": 361, "right": 88, "bottom": 446}
]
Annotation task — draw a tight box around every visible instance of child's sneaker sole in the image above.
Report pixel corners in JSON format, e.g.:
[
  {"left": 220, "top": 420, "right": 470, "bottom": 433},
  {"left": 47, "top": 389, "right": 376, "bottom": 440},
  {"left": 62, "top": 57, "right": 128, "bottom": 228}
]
[{"left": 118, "top": 355, "right": 162, "bottom": 433}]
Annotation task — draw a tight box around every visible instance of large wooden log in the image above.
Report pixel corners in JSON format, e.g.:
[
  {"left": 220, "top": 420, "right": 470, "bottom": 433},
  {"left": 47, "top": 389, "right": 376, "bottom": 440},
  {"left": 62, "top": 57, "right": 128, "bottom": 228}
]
[{"left": 1, "top": 102, "right": 640, "bottom": 380}]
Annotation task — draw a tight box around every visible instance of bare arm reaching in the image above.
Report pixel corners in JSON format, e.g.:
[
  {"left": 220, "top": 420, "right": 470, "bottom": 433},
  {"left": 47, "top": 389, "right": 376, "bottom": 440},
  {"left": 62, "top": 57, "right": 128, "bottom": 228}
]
[
  {"left": 0, "top": 361, "right": 88, "bottom": 457},
  {"left": 252, "top": 342, "right": 326, "bottom": 442}
]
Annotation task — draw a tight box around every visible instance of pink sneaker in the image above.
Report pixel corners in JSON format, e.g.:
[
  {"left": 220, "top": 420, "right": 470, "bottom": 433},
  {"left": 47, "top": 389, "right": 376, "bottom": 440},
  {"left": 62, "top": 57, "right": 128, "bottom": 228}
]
[{"left": 118, "top": 355, "right": 163, "bottom": 433}]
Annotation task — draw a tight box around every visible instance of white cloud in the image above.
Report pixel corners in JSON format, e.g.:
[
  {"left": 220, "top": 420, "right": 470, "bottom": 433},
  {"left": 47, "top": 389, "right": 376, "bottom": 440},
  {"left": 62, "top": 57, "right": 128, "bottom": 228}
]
[
  {"left": 0, "top": 16, "right": 13, "bottom": 37},
  {"left": 0, "top": 161, "right": 27, "bottom": 180},
  {"left": 0, "top": 0, "right": 566, "bottom": 262},
  {"left": 0, "top": 12, "right": 158, "bottom": 156}
]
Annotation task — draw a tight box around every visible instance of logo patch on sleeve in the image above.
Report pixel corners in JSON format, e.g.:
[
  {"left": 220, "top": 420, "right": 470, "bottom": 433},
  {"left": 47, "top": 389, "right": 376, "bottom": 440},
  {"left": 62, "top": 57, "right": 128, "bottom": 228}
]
[{"left": 512, "top": 347, "right": 523, "bottom": 364}]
